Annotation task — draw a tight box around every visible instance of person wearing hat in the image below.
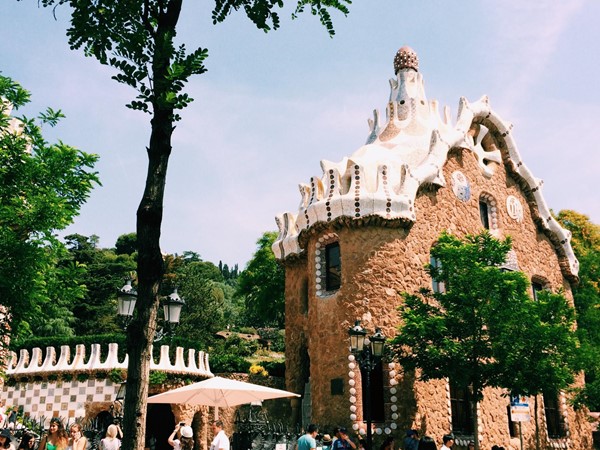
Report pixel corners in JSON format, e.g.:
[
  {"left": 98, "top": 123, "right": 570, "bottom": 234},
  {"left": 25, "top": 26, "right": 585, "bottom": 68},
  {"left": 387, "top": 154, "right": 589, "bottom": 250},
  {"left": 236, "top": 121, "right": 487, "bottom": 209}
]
[
  {"left": 404, "top": 430, "right": 418, "bottom": 450},
  {"left": 0, "top": 429, "right": 14, "bottom": 450},
  {"left": 168, "top": 424, "right": 194, "bottom": 450},
  {"left": 332, "top": 427, "right": 356, "bottom": 450},
  {"left": 321, "top": 435, "right": 333, "bottom": 450}
]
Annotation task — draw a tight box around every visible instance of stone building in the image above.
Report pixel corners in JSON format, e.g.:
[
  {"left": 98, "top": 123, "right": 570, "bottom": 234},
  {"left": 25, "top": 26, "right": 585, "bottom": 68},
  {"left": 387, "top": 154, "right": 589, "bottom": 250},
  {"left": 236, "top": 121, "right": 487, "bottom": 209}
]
[{"left": 273, "top": 47, "right": 592, "bottom": 449}]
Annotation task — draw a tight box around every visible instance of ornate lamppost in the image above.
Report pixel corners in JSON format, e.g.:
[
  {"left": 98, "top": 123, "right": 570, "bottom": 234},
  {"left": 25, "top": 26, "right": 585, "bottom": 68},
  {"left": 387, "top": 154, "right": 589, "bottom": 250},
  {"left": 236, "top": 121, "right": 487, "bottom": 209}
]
[
  {"left": 348, "top": 321, "right": 386, "bottom": 450},
  {"left": 117, "top": 281, "right": 185, "bottom": 341}
]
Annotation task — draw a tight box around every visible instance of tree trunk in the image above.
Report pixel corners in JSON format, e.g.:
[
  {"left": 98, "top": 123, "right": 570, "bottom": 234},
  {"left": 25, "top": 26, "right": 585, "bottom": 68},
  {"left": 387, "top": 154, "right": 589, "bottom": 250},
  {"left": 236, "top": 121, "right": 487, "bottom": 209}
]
[
  {"left": 121, "top": 3, "right": 182, "bottom": 450},
  {"left": 472, "top": 399, "right": 479, "bottom": 450},
  {"left": 121, "top": 106, "right": 172, "bottom": 450},
  {"left": 534, "top": 395, "right": 540, "bottom": 450}
]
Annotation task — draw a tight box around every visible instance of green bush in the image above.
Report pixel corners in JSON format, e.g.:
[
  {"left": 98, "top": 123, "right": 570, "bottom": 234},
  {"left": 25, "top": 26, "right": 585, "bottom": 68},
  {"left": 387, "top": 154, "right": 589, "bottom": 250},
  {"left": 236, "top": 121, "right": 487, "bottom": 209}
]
[
  {"left": 237, "top": 327, "right": 257, "bottom": 335},
  {"left": 213, "top": 335, "right": 258, "bottom": 357},
  {"left": 261, "top": 360, "right": 285, "bottom": 378},
  {"left": 256, "top": 328, "right": 285, "bottom": 352},
  {"left": 210, "top": 353, "right": 251, "bottom": 373},
  {"left": 149, "top": 371, "right": 168, "bottom": 385}
]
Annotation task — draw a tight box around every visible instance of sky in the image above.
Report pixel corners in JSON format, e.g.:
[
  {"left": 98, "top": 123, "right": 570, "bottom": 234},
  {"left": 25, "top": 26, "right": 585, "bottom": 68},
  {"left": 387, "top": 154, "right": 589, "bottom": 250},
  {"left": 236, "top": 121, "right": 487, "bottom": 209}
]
[{"left": 1, "top": 0, "right": 599, "bottom": 268}]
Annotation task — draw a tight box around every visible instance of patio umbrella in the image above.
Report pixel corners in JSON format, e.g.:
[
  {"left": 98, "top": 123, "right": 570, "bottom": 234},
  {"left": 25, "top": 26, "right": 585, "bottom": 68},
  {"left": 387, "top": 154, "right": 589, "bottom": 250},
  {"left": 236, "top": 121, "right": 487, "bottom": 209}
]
[{"left": 147, "top": 376, "right": 300, "bottom": 408}]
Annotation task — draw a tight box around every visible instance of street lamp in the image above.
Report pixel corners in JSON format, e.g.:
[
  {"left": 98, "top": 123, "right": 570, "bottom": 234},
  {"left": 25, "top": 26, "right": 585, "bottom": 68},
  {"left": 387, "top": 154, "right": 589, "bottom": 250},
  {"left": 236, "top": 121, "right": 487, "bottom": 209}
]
[
  {"left": 110, "top": 381, "right": 126, "bottom": 424},
  {"left": 117, "top": 281, "right": 185, "bottom": 341},
  {"left": 349, "top": 320, "right": 386, "bottom": 450},
  {"left": 117, "top": 280, "right": 137, "bottom": 327}
]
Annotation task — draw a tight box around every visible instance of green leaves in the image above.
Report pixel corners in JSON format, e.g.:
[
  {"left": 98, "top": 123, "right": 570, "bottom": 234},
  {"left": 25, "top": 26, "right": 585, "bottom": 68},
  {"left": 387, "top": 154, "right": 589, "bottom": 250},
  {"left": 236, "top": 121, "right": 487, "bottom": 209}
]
[
  {"left": 236, "top": 231, "right": 285, "bottom": 328},
  {"left": 212, "top": 0, "right": 349, "bottom": 36},
  {"left": 0, "top": 75, "right": 100, "bottom": 339},
  {"left": 37, "top": 107, "right": 66, "bottom": 128},
  {"left": 391, "top": 230, "right": 580, "bottom": 404},
  {"left": 555, "top": 210, "right": 600, "bottom": 409}
]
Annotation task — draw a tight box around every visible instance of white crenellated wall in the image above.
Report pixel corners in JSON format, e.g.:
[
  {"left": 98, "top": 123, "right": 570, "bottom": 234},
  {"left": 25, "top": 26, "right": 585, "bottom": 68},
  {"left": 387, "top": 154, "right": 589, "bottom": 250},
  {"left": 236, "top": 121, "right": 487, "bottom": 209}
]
[
  {"left": 1, "top": 343, "right": 212, "bottom": 425},
  {"left": 5, "top": 342, "right": 212, "bottom": 377}
]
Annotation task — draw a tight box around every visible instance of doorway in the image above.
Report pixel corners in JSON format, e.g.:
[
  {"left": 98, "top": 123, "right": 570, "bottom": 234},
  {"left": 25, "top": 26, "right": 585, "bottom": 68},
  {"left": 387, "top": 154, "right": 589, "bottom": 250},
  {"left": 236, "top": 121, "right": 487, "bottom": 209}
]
[{"left": 146, "top": 404, "right": 175, "bottom": 450}]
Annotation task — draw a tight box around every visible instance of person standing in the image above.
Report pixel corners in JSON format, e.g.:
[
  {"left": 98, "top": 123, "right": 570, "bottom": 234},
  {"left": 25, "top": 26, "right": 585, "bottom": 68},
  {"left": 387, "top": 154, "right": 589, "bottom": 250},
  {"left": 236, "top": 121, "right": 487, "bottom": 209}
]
[
  {"left": 99, "top": 425, "right": 121, "bottom": 450},
  {"left": 403, "top": 431, "right": 418, "bottom": 450},
  {"left": 68, "top": 423, "right": 87, "bottom": 450},
  {"left": 209, "top": 421, "right": 229, "bottom": 450},
  {"left": 38, "top": 418, "right": 68, "bottom": 450},
  {"left": 332, "top": 428, "right": 356, "bottom": 450},
  {"left": 17, "top": 433, "right": 36, "bottom": 450},
  {"left": 0, "top": 429, "right": 14, "bottom": 450},
  {"left": 168, "top": 425, "right": 193, "bottom": 450},
  {"left": 296, "top": 424, "right": 318, "bottom": 450},
  {"left": 321, "top": 435, "right": 333, "bottom": 450},
  {"left": 440, "top": 435, "right": 454, "bottom": 450}
]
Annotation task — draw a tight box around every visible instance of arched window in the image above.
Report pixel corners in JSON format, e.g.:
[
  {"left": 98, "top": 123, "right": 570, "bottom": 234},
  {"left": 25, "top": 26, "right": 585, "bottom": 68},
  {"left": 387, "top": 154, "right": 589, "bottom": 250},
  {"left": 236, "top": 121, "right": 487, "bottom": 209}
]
[
  {"left": 531, "top": 276, "right": 549, "bottom": 301},
  {"left": 450, "top": 382, "right": 474, "bottom": 435},
  {"left": 430, "top": 254, "right": 446, "bottom": 294},
  {"left": 478, "top": 193, "right": 498, "bottom": 230},
  {"left": 316, "top": 233, "right": 341, "bottom": 296},
  {"left": 325, "top": 242, "right": 341, "bottom": 291},
  {"left": 543, "top": 392, "right": 566, "bottom": 438}
]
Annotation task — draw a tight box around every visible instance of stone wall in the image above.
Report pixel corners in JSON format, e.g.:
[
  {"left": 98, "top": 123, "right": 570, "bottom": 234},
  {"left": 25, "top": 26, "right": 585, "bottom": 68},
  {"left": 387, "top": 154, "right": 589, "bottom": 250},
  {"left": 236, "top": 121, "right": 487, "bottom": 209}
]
[{"left": 284, "top": 148, "right": 591, "bottom": 450}]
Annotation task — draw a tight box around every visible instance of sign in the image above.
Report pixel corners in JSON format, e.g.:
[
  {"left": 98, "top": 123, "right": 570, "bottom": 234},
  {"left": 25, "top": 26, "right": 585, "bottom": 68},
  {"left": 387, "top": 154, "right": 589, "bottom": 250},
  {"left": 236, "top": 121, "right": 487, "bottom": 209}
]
[{"left": 510, "top": 394, "right": 530, "bottom": 422}]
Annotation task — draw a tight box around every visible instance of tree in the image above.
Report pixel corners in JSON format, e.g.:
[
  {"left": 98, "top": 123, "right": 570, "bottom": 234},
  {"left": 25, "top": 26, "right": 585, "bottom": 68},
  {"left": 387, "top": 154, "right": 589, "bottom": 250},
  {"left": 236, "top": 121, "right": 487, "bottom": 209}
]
[
  {"left": 555, "top": 210, "right": 600, "bottom": 410},
  {"left": 65, "top": 234, "right": 137, "bottom": 336},
  {"left": 174, "top": 260, "right": 227, "bottom": 346},
  {"left": 493, "top": 289, "right": 580, "bottom": 450},
  {"left": 0, "top": 75, "right": 99, "bottom": 341},
  {"left": 236, "top": 231, "right": 285, "bottom": 328},
  {"left": 115, "top": 232, "right": 138, "bottom": 256},
  {"left": 36, "top": 1, "right": 350, "bottom": 448},
  {"left": 390, "top": 231, "right": 580, "bottom": 450}
]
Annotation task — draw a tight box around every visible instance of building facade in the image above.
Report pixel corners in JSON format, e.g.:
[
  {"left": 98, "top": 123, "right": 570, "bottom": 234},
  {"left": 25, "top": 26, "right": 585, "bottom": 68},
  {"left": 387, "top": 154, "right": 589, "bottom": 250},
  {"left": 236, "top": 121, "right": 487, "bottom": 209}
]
[{"left": 273, "top": 47, "right": 591, "bottom": 449}]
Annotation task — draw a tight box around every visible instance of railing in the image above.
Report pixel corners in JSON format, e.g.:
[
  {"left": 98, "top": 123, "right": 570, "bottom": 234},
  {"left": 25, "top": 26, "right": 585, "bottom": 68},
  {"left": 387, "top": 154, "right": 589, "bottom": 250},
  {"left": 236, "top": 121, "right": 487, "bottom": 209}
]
[{"left": 232, "top": 406, "right": 301, "bottom": 450}]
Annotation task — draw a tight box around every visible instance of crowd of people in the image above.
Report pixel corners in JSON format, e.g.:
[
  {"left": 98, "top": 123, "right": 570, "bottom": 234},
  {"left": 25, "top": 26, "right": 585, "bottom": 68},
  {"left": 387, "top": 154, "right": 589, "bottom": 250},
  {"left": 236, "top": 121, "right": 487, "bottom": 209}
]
[
  {"left": 0, "top": 415, "right": 235, "bottom": 450},
  {"left": 0, "top": 417, "right": 507, "bottom": 450},
  {"left": 0, "top": 418, "right": 125, "bottom": 450},
  {"left": 297, "top": 426, "right": 503, "bottom": 450}
]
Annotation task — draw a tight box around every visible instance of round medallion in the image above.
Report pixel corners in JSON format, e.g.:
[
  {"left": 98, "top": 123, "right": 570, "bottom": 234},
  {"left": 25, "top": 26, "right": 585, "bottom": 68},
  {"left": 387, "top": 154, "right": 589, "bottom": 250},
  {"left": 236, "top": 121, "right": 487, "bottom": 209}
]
[
  {"left": 506, "top": 195, "right": 524, "bottom": 222},
  {"left": 451, "top": 171, "right": 471, "bottom": 202}
]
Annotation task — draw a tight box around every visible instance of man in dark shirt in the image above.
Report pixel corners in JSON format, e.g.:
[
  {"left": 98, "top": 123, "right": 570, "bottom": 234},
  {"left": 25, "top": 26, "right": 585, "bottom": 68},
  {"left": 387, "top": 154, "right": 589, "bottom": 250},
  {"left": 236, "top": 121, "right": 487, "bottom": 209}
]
[
  {"left": 332, "top": 428, "right": 356, "bottom": 450},
  {"left": 403, "top": 430, "right": 418, "bottom": 450}
]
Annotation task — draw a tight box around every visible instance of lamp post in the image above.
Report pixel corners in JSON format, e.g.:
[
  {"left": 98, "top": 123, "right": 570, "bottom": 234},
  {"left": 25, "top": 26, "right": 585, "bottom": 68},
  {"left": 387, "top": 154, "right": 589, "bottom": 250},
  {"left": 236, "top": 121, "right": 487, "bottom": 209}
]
[
  {"left": 117, "top": 281, "right": 185, "bottom": 341},
  {"left": 110, "top": 381, "right": 126, "bottom": 424},
  {"left": 349, "top": 321, "right": 386, "bottom": 450}
]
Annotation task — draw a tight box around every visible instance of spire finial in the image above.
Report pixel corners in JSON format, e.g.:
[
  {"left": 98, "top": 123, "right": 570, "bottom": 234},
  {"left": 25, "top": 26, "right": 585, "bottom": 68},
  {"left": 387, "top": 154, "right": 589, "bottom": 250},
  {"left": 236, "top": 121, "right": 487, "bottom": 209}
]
[{"left": 394, "top": 46, "right": 419, "bottom": 73}]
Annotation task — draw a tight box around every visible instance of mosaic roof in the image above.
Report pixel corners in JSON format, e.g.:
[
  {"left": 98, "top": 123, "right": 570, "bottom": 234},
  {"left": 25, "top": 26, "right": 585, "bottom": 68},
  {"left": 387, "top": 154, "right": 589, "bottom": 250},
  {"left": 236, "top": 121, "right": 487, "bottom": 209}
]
[{"left": 272, "top": 47, "right": 578, "bottom": 281}]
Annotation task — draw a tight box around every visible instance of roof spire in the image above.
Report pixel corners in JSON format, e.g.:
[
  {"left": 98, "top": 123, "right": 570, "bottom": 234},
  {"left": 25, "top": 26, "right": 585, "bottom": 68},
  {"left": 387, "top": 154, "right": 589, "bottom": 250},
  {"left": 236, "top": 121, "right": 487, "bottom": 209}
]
[{"left": 393, "top": 46, "right": 419, "bottom": 73}]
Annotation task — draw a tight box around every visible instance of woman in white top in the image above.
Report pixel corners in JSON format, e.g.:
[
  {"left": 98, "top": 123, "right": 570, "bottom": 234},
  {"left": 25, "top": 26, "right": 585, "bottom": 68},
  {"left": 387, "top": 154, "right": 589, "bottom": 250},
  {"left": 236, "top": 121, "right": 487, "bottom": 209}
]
[
  {"left": 99, "top": 426, "right": 120, "bottom": 450},
  {"left": 168, "top": 425, "right": 193, "bottom": 450}
]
